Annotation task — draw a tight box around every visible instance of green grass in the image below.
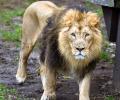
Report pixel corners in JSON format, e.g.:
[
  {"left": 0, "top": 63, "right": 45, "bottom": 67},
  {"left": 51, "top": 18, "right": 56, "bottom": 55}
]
[
  {"left": 100, "top": 51, "right": 110, "bottom": 61},
  {"left": 0, "top": 8, "right": 23, "bottom": 43},
  {"left": 0, "top": 8, "right": 24, "bottom": 24},
  {"left": 105, "top": 96, "right": 115, "bottom": 100},
  {"left": 1, "top": 25, "right": 21, "bottom": 42},
  {"left": 0, "top": 84, "right": 17, "bottom": 100},
  {"left": 0, "top": 0, "right": 37, "bottom": 43}
]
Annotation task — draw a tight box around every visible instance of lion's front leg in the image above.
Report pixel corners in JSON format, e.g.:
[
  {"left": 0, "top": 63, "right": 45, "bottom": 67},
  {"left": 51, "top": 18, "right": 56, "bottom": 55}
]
[
  {"left": 40, "top": 65, "right": 56, "bottom": 100},
  {"left": 79, "top": 73, "right": 91, "bottom": 100},
  {"left": 16, "top": 42, "right": 34, "bottom": 83}
]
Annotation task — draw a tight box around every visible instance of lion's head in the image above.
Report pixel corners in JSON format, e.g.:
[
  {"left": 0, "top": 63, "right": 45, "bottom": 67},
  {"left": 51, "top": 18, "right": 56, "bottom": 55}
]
[{"left": 58, "top": 8, "right": 102, "bottom": 63}]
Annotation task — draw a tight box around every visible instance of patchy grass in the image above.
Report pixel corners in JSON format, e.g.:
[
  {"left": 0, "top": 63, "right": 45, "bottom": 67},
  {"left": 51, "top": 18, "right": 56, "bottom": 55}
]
[
  {"left": 0, "top": 0, "right": 36, "bottom": 43},
  {"left": 1, "top": 25, "right": 21, "bottom": 42},
  {"left": 105, "top": 96, "right": 115, "bottom": 100},
  {"left": 0, "top": 84, "right": 17, "bottom": 100},
  {"left": 0, "top": 9, "right": 24, "bottom": 42},
  {"left": 0, "top": 9, "right": 24, "bottom": 24},
  {"left": 0, "top": 8, "right": 23, "bottom": 43},
  {"left": 100, "top": 51, "right": 110, "bottom": 61},
  {"left": 0, "top": 0, "right": 37, "bottom": 43}
]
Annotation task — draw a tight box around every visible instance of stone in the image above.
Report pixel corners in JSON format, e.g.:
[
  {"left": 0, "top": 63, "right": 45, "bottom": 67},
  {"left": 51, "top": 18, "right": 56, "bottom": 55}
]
[{"left": 87, "top": 0, "right": 120, "bottom": 8}]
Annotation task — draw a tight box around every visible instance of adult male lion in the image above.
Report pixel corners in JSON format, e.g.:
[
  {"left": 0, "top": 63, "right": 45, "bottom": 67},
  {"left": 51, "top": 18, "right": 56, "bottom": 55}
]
[{"left": 16, "top": 1, "right": 103, "bottom": 100}]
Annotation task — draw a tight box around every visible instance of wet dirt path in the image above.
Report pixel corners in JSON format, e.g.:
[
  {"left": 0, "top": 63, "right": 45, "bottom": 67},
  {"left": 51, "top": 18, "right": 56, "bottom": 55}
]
[{"left": 0, "top": 40, "right": 119, "bottom": 100}]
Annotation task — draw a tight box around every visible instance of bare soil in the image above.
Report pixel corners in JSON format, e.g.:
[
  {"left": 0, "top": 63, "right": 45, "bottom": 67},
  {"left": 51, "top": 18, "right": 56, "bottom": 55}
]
[{"left": 0, "top": 40, "right": 120, "bottom": 100}]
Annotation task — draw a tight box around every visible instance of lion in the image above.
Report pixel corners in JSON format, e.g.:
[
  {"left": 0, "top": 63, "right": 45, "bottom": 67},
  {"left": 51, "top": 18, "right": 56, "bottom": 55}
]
[{"left": 16, "top": 1, "right": 103, "bottom": 100}]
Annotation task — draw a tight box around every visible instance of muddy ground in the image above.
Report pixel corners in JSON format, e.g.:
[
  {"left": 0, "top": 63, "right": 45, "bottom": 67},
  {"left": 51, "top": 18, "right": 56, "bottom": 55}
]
[
  {"left": 0, "top": 40, "right": 119, "bottom": 100},
  {"left": 0, "top": 0, "right": 120, "bottom": 100}
]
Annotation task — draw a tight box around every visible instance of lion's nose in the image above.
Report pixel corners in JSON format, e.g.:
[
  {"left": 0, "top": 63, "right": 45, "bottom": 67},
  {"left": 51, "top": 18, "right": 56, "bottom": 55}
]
[{"left": 76, "top": 47, "right": 85, "bottom": 52}]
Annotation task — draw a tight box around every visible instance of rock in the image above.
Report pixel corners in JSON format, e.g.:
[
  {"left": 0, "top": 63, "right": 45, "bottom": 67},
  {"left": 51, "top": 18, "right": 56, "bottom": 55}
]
[{"left": 111, "top": 54, "right": 115, "bottom": 58}]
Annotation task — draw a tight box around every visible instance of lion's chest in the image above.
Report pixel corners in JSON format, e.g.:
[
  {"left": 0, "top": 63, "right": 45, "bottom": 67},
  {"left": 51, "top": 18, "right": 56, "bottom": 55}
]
[{"left": 58, "top": 58, "right": 97, "bottom": 78}]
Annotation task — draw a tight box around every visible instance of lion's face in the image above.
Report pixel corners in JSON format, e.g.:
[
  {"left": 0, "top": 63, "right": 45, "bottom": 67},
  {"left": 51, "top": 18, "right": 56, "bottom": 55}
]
[
  {"left": 68, "top": 25, "right": 93, "bottom": 60},
  {"left": 58, "top": 9, "right": 102, "bottom": 61}
]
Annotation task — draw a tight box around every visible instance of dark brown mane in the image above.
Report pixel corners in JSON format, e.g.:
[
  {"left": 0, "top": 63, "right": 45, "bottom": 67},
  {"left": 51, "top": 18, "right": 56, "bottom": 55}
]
[{"left": 39, "top": 13, "right": 65, "bottom": 68}]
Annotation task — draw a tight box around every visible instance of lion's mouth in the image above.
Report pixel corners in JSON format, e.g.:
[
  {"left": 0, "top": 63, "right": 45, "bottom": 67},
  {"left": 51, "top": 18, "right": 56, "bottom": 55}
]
[
  {"left": 75, "top": 54, "right": 85, "bottom": 60},
  {"left": 73, "top": 51, "right": 86, "bottom": 60}
]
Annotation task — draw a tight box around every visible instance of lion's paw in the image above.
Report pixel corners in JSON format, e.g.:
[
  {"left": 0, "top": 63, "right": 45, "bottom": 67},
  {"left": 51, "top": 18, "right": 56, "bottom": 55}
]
[
  {"left": 41, "top": 92, "right": 56, "bottom": 100},
  {"left": 16, "top": 74, "right": 26, "bottom": 83},
  {"left": 79, "top": 96, "right": 90, "bottom": 100}
]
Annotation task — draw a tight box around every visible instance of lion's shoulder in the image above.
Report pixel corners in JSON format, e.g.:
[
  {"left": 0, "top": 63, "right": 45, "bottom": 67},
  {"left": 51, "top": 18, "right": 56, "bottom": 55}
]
[{"left": 39, "top": 16, "right": 65, "bottom": 67}]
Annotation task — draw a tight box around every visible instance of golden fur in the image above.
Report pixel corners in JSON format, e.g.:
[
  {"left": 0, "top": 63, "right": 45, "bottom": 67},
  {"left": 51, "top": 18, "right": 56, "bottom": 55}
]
[
  {"left": 16, "top": 1, "right": 103, "bottom": 100},
  {"left": 58, "top": 9, "right": 102, "bottom": 70}
]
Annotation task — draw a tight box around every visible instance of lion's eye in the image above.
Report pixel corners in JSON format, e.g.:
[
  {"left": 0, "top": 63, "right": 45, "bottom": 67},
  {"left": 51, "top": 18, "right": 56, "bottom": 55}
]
[
  {"left": 71, "top": 32, "right": 76, "bottom": 37},
  {"left": 85, "top": 33, "right": 90, "bottom": 37}
]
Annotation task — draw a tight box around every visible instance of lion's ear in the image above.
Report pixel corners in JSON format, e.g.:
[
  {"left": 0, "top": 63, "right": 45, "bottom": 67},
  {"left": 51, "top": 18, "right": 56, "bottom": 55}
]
[{"left": 87, "top": 12, "right": 100, "bottom": 28}]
